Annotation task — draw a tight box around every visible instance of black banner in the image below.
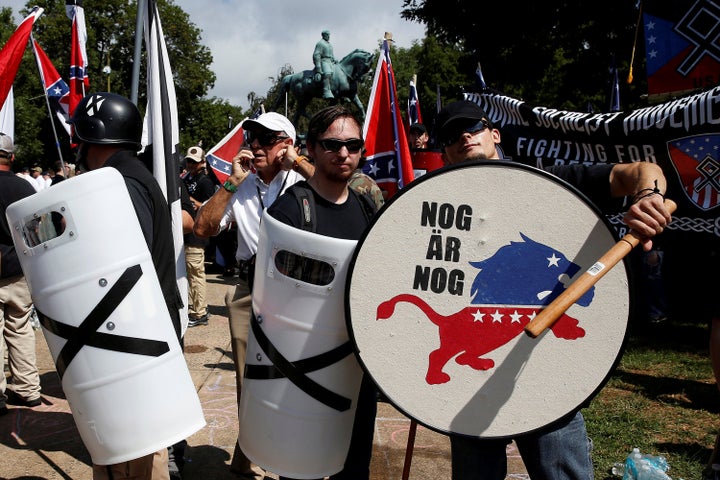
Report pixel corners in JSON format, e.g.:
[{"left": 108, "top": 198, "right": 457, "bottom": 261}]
[{"left": 466, "top": 88, "right": 720, "bottom": 320}]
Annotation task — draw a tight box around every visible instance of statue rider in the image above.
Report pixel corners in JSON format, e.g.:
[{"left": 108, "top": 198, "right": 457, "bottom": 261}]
[{"left": 313, "top": 30, "right": 335, "bottom": 99}]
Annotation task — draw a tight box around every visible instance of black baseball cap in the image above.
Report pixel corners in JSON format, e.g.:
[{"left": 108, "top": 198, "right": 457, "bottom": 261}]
[
  {"left": 409, "top": 123, "right": 427, "bottom": 135},
  {"left": 437, "top": 100, "right": 492, "bottom": 137}
]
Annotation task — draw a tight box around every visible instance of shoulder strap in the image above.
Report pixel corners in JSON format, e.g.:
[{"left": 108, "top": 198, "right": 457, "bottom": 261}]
[
  {"left": 291, "top": 184, "right": 377, "bottom": 232},
  {"left": 349, "top": 188, "right": 378, "bottom": 225},
  {"left": 291, "top": 184, "right": 317, "bottom": 232}
]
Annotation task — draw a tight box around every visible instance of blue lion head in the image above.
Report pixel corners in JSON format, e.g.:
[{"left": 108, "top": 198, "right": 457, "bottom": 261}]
[{"left": 469, "top": 233, "right": 594, "bottom": 307}]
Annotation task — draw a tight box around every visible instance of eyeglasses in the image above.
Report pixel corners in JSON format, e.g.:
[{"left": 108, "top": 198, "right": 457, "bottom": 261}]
[
  {"left": 317, "top": 138, "right": 364, "bottom": 153},
  {"left": 245, "top": 130, "right": 289, "bottom": 147},
  {"left": 440, "top": 119, "right": 492, "bottom": 148}
]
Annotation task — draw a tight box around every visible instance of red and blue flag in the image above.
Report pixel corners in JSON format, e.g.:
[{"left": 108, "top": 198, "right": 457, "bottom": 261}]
[
  {"left": 32, "top": 39, "right": 71, "bottom": 136},
  {"left": 407, "top": 76, "right": 422, "bottom": 126},
  {"left": 207, "top": 107, "right": 263, "bottom": 184},
  {"left": 66, "top": 0, "right": 89, "bottom": 117},
  {"left": 207, "top": 122, "right": 245, "bottom": 185},
  {"left": 362, "top": 39, "right": 414, "bottom": 198}
]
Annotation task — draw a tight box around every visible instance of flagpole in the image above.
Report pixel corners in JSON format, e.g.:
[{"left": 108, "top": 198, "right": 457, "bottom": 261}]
[
  {"left": 383, "top": 33, "right": 406, "bottom": 188},
  {"left": 31, "top": 35, "right": 65, "bottom": 168},
  {"left": 130, "top": 0, "right": 146, "bottom": 104},
  {"left": 627, "top": 1, "right": 643, "bottom": 85},
  {"left": 436, "top": 84, "right": 442, "bottom": 113}
]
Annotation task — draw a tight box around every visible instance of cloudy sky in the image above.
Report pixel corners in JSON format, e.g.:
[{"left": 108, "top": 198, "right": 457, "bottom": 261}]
[{"left": 6, "top": 0, "right": 426, "bottom": 109}]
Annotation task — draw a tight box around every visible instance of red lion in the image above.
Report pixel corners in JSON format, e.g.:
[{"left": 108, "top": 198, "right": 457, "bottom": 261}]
[{"left": 376, "top": 295, "right": 584, "bottom": 384}]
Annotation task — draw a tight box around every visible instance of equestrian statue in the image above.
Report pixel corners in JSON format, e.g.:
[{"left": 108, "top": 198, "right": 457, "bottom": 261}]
[{"left": 274, "top": 40, "right": 374, "bottom": 126}]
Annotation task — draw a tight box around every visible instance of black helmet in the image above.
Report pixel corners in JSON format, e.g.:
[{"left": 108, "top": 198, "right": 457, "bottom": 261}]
[{"left": 68, "top": 92, "right": 142, "bottom": 149}]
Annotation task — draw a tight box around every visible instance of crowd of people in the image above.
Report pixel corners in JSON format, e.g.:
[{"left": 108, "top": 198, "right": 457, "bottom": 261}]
[
  {"left": 0, "top": 90, "right": 702, "bottom": 480},
  {"left": 14, "top": 159, "right": 78, "bottom": 191}
]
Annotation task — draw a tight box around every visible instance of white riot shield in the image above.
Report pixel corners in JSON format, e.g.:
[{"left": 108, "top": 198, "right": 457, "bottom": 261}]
[
  {"left": 238, "top": 212, "right": 363, "bottom": 479},
  {"left": 5, "top": 168, "right": 205, "bottom": 465}
]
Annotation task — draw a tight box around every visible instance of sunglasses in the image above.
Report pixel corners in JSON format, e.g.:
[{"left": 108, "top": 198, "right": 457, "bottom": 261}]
[
  {"left": 317, "top": 138, "right": 364, "bottom": 153},
  {"left": 440, "top": 119, "right": 492, "bottom": 148},
  {"left": 245, "top": 130, "right": 289, "bottom": 147}
]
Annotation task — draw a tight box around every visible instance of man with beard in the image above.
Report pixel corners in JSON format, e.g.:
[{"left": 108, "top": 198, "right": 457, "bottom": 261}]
[{"left": 267, "top": 106, "right": 378, "bottom": 480}]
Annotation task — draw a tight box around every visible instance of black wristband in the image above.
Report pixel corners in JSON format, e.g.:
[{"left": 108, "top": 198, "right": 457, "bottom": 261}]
[{"left": 632, "top": 180, "right": 664, "bottom": 204}]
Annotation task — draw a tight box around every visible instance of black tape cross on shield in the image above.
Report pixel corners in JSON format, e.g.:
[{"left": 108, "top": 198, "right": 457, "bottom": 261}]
[
  {"left": 247, "top": 311, "right": 353, "bottom": 412},
  {"left": 38, "top": 264, "right": 170, "bottom": 380}
]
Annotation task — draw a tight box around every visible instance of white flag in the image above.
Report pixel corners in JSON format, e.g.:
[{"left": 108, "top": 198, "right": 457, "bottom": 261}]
[{"left": 141, "top": 0, "right": 188, "bottom": 334}]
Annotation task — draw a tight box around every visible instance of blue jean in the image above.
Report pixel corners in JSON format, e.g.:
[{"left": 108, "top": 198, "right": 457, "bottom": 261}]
[{"left": 450, "top": 411, "right": 594, "bottom": 480}]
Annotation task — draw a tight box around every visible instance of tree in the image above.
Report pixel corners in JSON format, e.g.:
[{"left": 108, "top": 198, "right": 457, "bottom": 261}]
[
  {"left": 182, "top": 97, "right": 244, "bottom": 150},
  {"left": 4, "top": 0, "right": 217, "bottom": 169},
  {"left": 401, "top": 0, "right": 645, "bottom": 111}
]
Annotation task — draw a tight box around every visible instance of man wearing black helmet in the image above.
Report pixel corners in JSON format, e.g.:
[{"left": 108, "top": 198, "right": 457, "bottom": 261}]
[
  {"left": 69, "top": 92, "right": 182, "bottom": 341},
  {"left": 68, "top": 92, "right": 183, "bottom": 480}
]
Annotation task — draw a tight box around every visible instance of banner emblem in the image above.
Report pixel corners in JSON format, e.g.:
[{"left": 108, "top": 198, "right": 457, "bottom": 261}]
[{"left": 667, "top": 134, "right": 720, "bottom": 211}]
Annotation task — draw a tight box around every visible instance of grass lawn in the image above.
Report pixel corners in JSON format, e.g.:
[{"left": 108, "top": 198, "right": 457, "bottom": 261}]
[{"left": 586, "top": 318, "right": 718, "bottom": 479}]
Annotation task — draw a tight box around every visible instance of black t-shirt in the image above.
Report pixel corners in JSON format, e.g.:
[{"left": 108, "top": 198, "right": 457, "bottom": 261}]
[
  {"left": 546, "top": 164, "right": 621, "bottom": 214},
  {"left": 183, "top": 172, "right": 215, "bottom": 203},
  {"left": 268, "top": 181, "right": 370, "bottom": 240},
  {"left": 0, "top": 171, "right": 37, "bottom": 278},
  {"left": 182, "top": 172, "right": 213, "bottom": 248}
]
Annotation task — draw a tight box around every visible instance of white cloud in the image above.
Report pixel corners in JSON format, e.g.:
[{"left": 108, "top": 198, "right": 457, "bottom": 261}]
[{"left": 4, "top": 0, "right": 425, "bottom": 109}]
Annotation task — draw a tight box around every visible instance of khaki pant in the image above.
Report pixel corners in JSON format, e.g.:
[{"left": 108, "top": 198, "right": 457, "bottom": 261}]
[
  {"left": 225, "top": 280, "right": 264, "bottom": 479},
  {"left": 92, "top": 448, "right": 169, "bottom": 480},
  {"left": 184, "top": 245, "right": 207, "bottom": 318},
  {"left": 0, "top": 275, "right": 41, "bottom": 404}
]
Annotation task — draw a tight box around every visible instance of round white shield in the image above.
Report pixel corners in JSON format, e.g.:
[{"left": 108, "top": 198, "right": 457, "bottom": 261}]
[{"left": 346, "top": 161, "right": 630, "bottom": 439}]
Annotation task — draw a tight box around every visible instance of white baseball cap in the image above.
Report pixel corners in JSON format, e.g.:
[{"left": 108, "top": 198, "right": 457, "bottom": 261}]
[
  {"left": 185, "top": 146, "right": 204, "bottom": 163},
  {"left": 242, "top": 112, "right": 296, "bottom": 143}
]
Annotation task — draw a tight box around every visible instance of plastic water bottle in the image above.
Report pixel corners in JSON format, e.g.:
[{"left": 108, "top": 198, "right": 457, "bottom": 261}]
[
  {"left": 643, "top": 453, "right": 669, "bottom": 472},
  {"left": 611, "top": 462, "right": 626, "bottom": 477},
  {"left": 613, "top": 448, "right": 672, "bottom": 480},
  {"left": 626, "top": 448, "right": 643, "bottom": 479}
]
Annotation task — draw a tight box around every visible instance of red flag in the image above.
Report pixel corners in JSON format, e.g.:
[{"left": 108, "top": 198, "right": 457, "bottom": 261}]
[
  {"left": 66, "top": 0, "right": 89, "bottom": 117},
  {"left": 0, "top": 7, "right": 44, "bottom": 111},
  {"left": 206, "top": 122, "right": 245, "bottom": 184},
  {"left": 362, "top": 39, "right": 415, "bottom": 198},
  {"left": 32, "top": 39, "right": 71, "bottom": 136}
]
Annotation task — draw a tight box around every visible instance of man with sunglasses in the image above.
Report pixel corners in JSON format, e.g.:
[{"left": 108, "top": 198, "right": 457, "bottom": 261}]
[
  {"left": 438, "top": 100, "right": 671, "bottom": 479},
  {"left": 193, "top": 111, "right": 312, "bottom": 479},
  {"left": 267, "top": 106, "right": 378, "bottom": 480}
]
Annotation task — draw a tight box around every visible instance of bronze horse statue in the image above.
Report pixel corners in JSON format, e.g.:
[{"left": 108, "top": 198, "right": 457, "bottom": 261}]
[{"left": 274, "top": 49, "right": 374, "bottom": 125}]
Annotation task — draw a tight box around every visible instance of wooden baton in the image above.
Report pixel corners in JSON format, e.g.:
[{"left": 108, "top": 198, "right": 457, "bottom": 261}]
[{"left": 524, "top": 199, "right": 677, "bottom": 338}]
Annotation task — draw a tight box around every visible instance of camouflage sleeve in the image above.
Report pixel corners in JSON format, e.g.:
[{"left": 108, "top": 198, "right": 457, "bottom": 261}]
[{"left": 348, "top": 171, "right": 385, "bottom": 210}]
